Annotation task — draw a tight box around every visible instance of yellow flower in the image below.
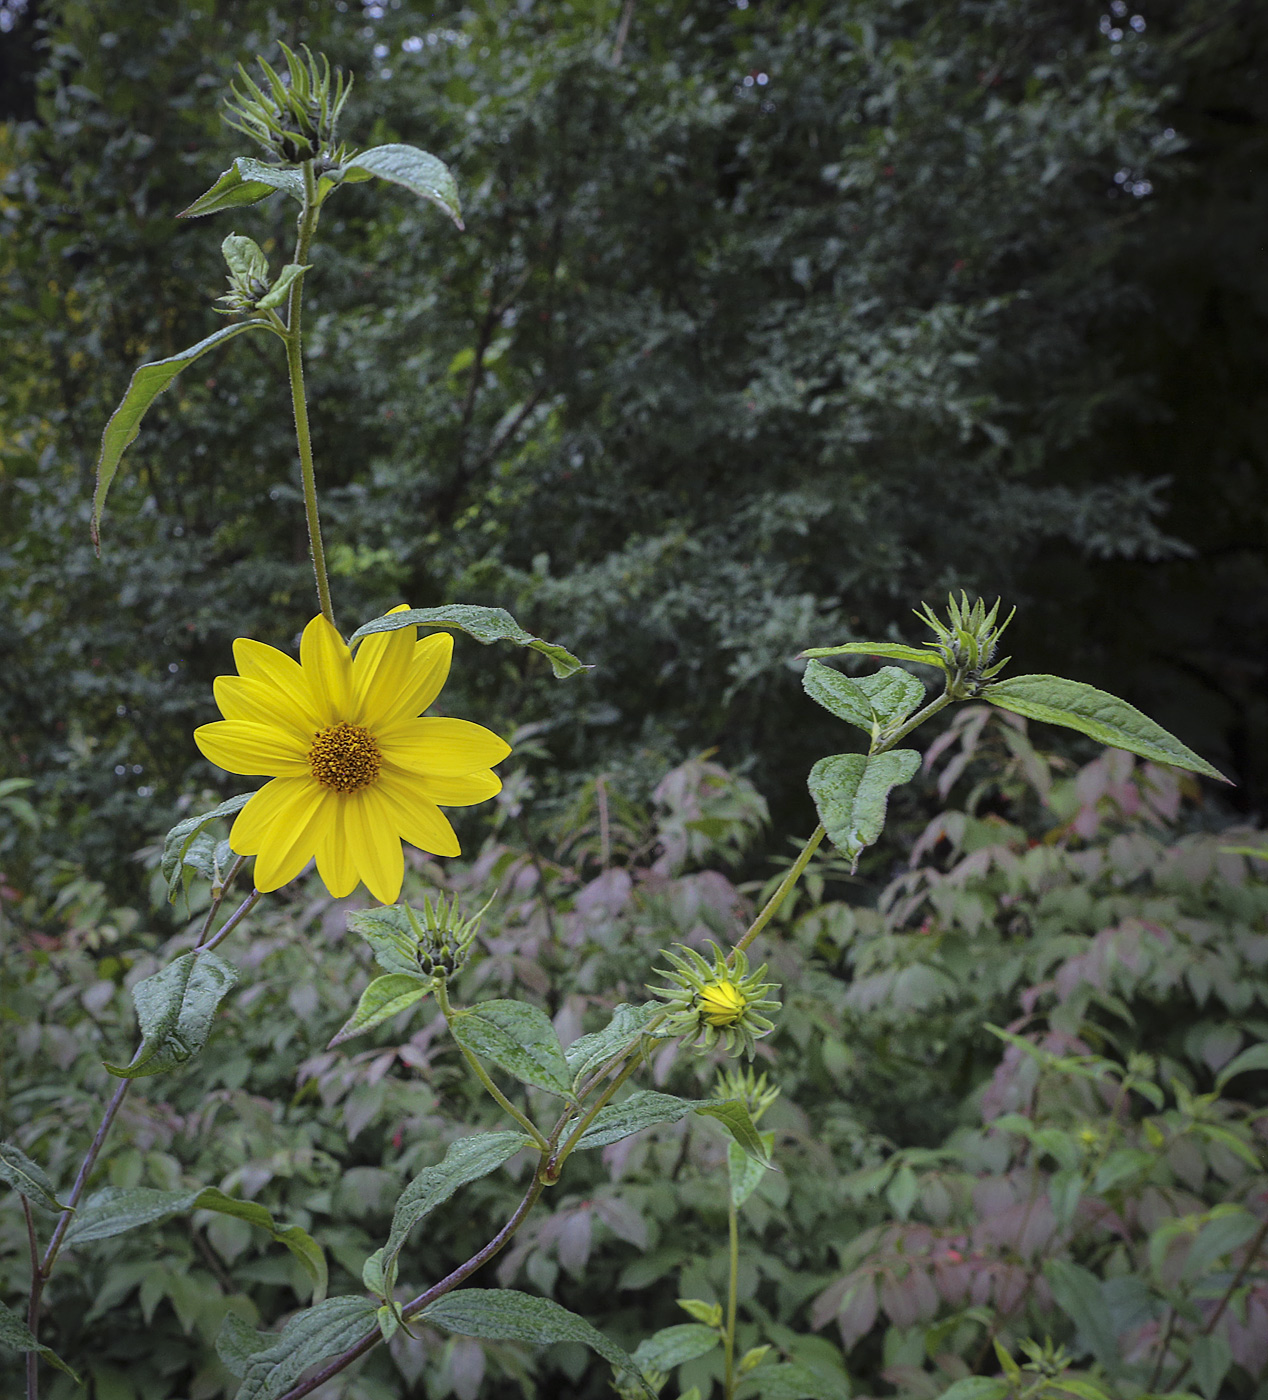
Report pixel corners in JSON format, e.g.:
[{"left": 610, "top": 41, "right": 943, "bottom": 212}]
[
  {"left": 194, "top": 610, "right": 511, "bottom": 904},
  {"left": 698, "top": 978, "right": 747, "bottom": 1027}
]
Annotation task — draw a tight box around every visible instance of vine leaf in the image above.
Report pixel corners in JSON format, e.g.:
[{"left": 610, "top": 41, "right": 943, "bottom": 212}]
[
  {"left": 807, "top": 749, "right": 921, "bottom": 870},
  {"left": 981, "top": 674, "right": 1229, "bottom": 782},
  {"left": 349, "top": 605, "right": 587, "bottom": 679},
  {"left": 92, "top": 324, "right": 275, "bottom": 552}
]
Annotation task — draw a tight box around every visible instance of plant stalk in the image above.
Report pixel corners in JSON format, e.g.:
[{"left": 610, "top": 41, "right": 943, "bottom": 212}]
[
  {"left": 732, "top": 824, "right": 825, "bottom": 957},
  {"left": 723, "top": 1195, "right": 740, "bottom": 1400}
]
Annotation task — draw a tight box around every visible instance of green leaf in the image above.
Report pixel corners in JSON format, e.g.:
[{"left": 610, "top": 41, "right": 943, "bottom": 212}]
[
  {"left": 802, "top": 662, "right": 925, "bottom": 734},
  {"left": 103, "top": 950, "right": 239, "bottom": 1078},
  {"left": 1191, "top": 1331, "right": 1233, "bottom": 1400},
  {"left": 346, "top": 904, "right": 424, "bottom": 975},
  {"left": 980, "top": 675, "right": 1230, "bottom": 782},
  {"left": 1183, "top": 1206, "right": 1259, "bottom": 1282},
  {"left": 573, "top": 1091, "right": 771, "bottom": 1164},
  {"left": 341, "top": 143, "right": 464, "bottom": 227},
  {"left": 807, "top": 749, "right": 922, "bottom": 869},
  {"left": 216, "top": 1312, "right": 273, "bottom": 1379},
  {"left": 632, "top": 1323, "right": 720, "bottom": 1373},
  {"left": 421, "top": 1289, "right": 652, "bottom": 1396},
  {"left": 1043, "top": 1258, "right": 1119, "bottom": 1369},
  {"left": 255, "top": 262, "right": 308, "bottom": 310},
  {"left": 448, "top": 999, "right": 574, "bottom": 1098},
  {"left": 1214, "top": 1041, "right": 1268, "bottom": 1091},
  {"left": 195, "top": 1188, "right": 327, "bottom": 1303},
  {"left": 92, "top": 323, "right": 274, "bottom": 551},
  {"left": 64, "top": 1185, "right": 203, "bottom": 1246},
  {"left": 677, "top": 1299, "right": 723, "bottom": 1328},
  {"left": 178, "top": 156, "right": 305, "bottom": 218},
  {"left": 0, "top": 1300, "right": 81, "bottom": 1382},
  {"left": 737, "top": 1361, "right": 849, "bottom": 1400},
  {"left": 932, "top": 1381, "right": 1010, "bottom": 1400},
  {"left": 801, "top": 641, "right": 946, "bottom": 671},
  {"left": 564, "top": 1002, "right": 660, "bottom": 1090},
  {"left": 222, "top": 233, "right": 268, "bottom": 283},
  {"left": 0, "top": 1141, "right": 70, "bottom": 1214},
  {"left": 383, "top": 1131, "right": 528, "bottom": 1274},
  {"left": 349, "top": 605, "right": 587, "bottom": 680},
  {"left": 327, "top": 973, "right": 430, "bottom": 1048},
  {"left": 728, "top": 1135, "right": 774, "bottom": 1208},
  {"left": 160, "top": 794, "right": 251, "bottom": 903},
  {"left": 231, "top": 1296, "right": 379, "bottom": 1400}
]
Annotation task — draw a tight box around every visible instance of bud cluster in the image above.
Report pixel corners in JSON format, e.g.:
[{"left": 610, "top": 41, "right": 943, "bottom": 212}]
[
  {"left": 650, "top": 944, "right": 780, "bottom": 1060},
  {"left": 406, "top": 893, "right": 488, "bottom": 982},
  {"left": 713, "top": 1064, "right": 780, "bottom": 1123},
  {"left": 915, "top": 592, "right": 1014, "bottom": 698},
  {"left": 223, "top": 42, "right": 351, "bottom": 165},
  {"left": 216, "top": 233, "right": 308, "bottom": 316}
]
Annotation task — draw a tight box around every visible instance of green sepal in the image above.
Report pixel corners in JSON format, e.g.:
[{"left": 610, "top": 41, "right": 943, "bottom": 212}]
[
  {"left": 92, "top": 324, "right": 275, "bottom": 551},
  {"left": 178, "top": 156, "right": 305, "bottom": 218},
  {"left": 808, "top": 749, "right": 922, "bottom": 870},
  {"left": 980, "top": 674, "right": 1230, "bottom": 782},
  {"left": 340, "top": 143, "right": 463, "bottom": 227},
  {"left": 103, "top": 950, "right": 239, "bottom": 1079},
  {"left": 327, "top": 973, "right": 431, "bottom": 1048},
  {"left": 349, "top": 604, "right": 587, "bottom": 679}
]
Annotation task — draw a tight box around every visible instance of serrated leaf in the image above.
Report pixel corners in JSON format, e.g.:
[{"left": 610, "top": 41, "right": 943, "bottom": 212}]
[
  {"left": 981, "top": 675, "right": 1229, "bottom": 782},
  {"left": 349, "top": 605, "right": 587, "bottom": 679},
  {"left": 0, "top": 1142, "right": 70, "bottom": 1213},
  {"left": 1043, "top": 1258, "right": 1119, "bottom": 1369},
  {"left": 632, "top": 1323, "right": 720, "bottom": 1373},
  {"left": 728, "top": 1135, "right": 773, "bottom": 1209},
  {"left": 383, "top": 1131, "right": 528, "bottom": 1274},
  {"left": 808, "top": 749, "right": 921, "bottom": 869},
  {"left": 222, "top": 233, "right": 268, "bottom": 283},
  {"left": 342, "top": 143, "right": 464, "bottom": 227},
  {"left": 103, "top": 950, "right": 239, "bottom": 1078},
  {"left": 327, "top": 973, "right": 430, "bottom": 1048},
  {"left": 161, "top": 794, "right": 251, "bottom": 902},
  {"left": 565, "top": 1002, "right": 659, "bottom": 1090},
  {"left": 421, "top": 1289, "right": 653, "bottom": 1396},
  {"left": 448, "top": 999, "right": 574, "bottom": 1097},
  {"left": 256, "top": 262, "right": 309, "bottom": 310},
  {"left": 346, "top": 904, "right": 424, "bottom": 975},
  {"left": 233, "top": 1296, "right": 379, "bottom": 1400},
  {"left": 0, "top": 1301, "right": 81, "bottom": 1381},
  {"left": 92, "top": 324, "right": 275, "bottom": 550},
  {"left": 178, "top": 156, "right": 305, "bottom": 218},
  {"left": 801, "top": 640, "right": 946, "bottom": 670}
]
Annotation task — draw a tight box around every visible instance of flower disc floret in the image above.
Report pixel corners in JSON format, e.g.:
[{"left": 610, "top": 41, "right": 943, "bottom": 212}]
[
  {"left": 194, "top": 609, "right": 511, "bottom": 905},
  {"left": 650, "top": 944, "right": 781, "bottom": 1060}
]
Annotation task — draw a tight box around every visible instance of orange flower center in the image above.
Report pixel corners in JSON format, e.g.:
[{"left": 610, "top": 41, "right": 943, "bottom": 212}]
[{"left": 308, "top": 722, "right": 381, "bottom": 792}]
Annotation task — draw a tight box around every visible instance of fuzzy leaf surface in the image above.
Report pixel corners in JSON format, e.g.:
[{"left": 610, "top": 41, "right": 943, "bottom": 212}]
[
  {"left": 342, "top": 143, "right": 463, "bottom": 226},
  {"left": 0, "top": 1141, "right": 69, "bottom": 1213},
  {"left": 327, "top": 973, "right": 430, "bottom": 1048},
  {"left": 104, "top": 950, "right": 239, "bottom": 1078},
  {"left": 564, "top": 1002, "right": 659, "bottom": 1089},
  {"left": 574, "top": 1091, "right": 770, "bottom": 1163},
  {"left": 178, "top": 156, "right": 305, "bottom": 217},
  {"left": 349, "top": 605, "right": 586, "bottom": 679},
  {"left": 449, "top": 999, "right": 574, "bottom": 1097},
  {"left": 161, "top": 794, "right": 251, "bottom": 902},
  {"left": 802, "top": 641, "right": 945, "bottom": 670},
  {"left": 232, "top": 1296, "right": 379, "bottom": 1400},
  {"left": 808, "top": 749, "right": 921, "bottom": 868}
]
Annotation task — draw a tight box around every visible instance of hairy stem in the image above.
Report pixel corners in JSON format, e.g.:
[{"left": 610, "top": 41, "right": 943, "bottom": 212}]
[
  {"left": 548, "top": 1053, "right": 642, "bottom": 1181},
  {"left": 732, "top": 824, "right": 825, "bottom": 957},
  {"left": 723, "top": 1195, "right": 739, "bottom": 1400},
  {"left": 287, "top": 159, "right": 334, "bottom": 627},
  {"left": 436, "top": 981, "right": 549, "bottom": 1150}
]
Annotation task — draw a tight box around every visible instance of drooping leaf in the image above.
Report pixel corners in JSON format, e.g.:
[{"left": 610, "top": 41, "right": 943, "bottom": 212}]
[
  {"left": 0, "top": 1142, "right": 70, "bottom": 1214},
  {"left": 981, "top": 675, "right": 1229, "bottom": 782},
  {"left": 632, "top": 1323, "right": 720, "bottom": 1374},
  {"left": 160, "top": 794, "right": 251, "bottom": 903},
  {"left": 232, "top": 1296, "right": 379, "bottom": 1400},
  {"left": 564, "top": 1002, "right": 660, "bottom": 1090},
  {"left": 728, "top": 1134, "right": 774, "bottom": 1209},
  {"left": 341, "top": 143, "right": 464, "bottom": 227},
  {"left": 801, "top": 641, "right": 946, "bottom": 671},
  {"left": 696, "top": 1098, "right": 771, "bottom": 1165},
  {"left": 1043, "top": 1258, "right": 1119, "bottom": 1369},
  {"left": 327, "top": 973, "right": 430, "bottom": 1048},
  {"left": 103, "top": 950, "right": 239, "bottom": 1078},
  {"left": 573, "top": 1091, "right": 771, "bottom": 1163},
  {"left": 178, "top": 156, "right": 306, "bottom": 218},
  {"left": 194, "top": 1188, "right": 327, "bottom": 1302},
  {"left": 0, "top": 1301, "right": 81, "bottom": 1382},
  {"left": 346, "top": 905, "right": 425, "bottom": 976},
  {"left": 383, "top": 1131, "right": 528, "bottom": 1273},
  {"left": 421, "top": 1289, "right": 652, "bottom": 1396},
  {"left": 92, "top": 323, "right": 277, "bottom": 551},
  {"left": 349, "top": 605, "right": 587, "bottom": 680},
  {"left": 807, "top": 749, "right": 922, "bottom": 869},
  {"left": 448, "top": 999, "right": 574, "bottom": 1098}
]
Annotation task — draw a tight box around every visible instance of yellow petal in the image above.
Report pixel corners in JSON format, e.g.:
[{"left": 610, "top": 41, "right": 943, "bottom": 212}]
[
  {"left": 416, "top": 771, "right": 503, "bottom": 807},
  {"left": 378, "top": 774, "right": 462, "bottom": 857},
  {"left": 213, "top": 675, "right": 313, "bottom": 739},
  {"left": 379, "top": 717, "right": 511, "bottom": 777},
  {"left": 351, "top": 605, "right": 416, "bottom": 727},
  {"left": 229, "top": 777, "right": 334, "bottom": 891},
  {"left": 375, "top": 632, "right": 453, "bottom": 728},
  {"left": 194, "top": 720, "right": 310, "bottom": 777},
  {"left": 232, "top": 638, "right": 323, "bottom": 730},
  {"left": 344, "top": 789, "right": 405, "bottom": 904},
  {"left": 315, "top": 801, "right": 359, "bottom": 899},
  {"left": 300, "top": 614, "right": 353, "bottom": 725}
]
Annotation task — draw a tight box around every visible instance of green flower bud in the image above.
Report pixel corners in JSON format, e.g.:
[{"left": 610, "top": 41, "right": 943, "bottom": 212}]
[
  {"left": 914, "top": 592, "right": 1015, "bottom": 698},
  {"left": 713, "top": 1065, "right": 780, "bottom": 1123},
  {"left": 649, "top": 944, "right": 780, "bottom": 1060},
  {"left": 406, "top": 892, "right": 489, "bottom": 982},
  {"left": 222, "top": 43, "right": 351, "bottom": 165}
]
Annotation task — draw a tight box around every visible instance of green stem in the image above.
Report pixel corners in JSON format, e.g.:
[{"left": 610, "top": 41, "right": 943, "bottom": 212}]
[
  {"left": 286, "top": 159, "right": 334, "bottom": 627},
  {"left": 732, "top": 824, "right": 825, "bottom": 958},
  {"left": 723, "top": 1195, "right": 740, "bottom": 1400},
  {"left": 436, "top": 981, "right": 549, "bottom": 1151},
  {"left": 547, "top": 1053, "right": 642, "bottom": 1181},
  {"left": 876, "top": 687, "right": 953, "bottom": 752}
]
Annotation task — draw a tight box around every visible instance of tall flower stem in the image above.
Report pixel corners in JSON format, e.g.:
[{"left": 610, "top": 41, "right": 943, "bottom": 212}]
[
  {"left": 732, "top": 824, "right": 825, "bottom": 958},
  {"left": 286, "top": 159, "right": 334, "bottom": 628},
  {"left": 723, "top": 1195, "right": 740, "bottom": 1400}
]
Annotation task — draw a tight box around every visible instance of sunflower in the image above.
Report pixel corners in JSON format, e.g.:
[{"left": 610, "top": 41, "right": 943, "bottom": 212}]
[{"left": 194, "top": 609, "right": 510, "bottom": 904}]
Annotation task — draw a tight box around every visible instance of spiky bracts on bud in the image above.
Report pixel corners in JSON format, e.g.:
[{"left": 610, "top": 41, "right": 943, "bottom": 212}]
[
  {"left": 713, "top": 1065, "right": 781, "bottom": 1123},
  {"left": 406, "top": 893, "right": 489, "bottom": 981},
  {"left": 915, "top": 592, "right": 1014, "bottom": 698},
  {"left": 223, "top": 43, "right": 351, "bottom": 165},
  {"left": 649, "top": 944, "right": 780, "bottom": 1059}
]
